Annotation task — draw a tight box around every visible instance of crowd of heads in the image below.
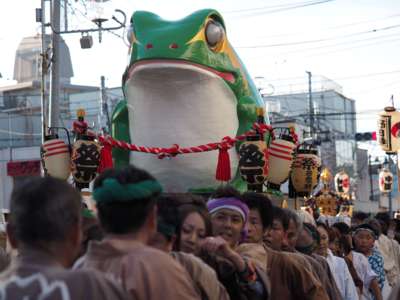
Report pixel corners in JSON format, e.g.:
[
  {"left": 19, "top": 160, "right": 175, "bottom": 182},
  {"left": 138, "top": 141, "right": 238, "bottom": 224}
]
[
  {"left": 9, "top": 164, "right": 399, "bottom": 265},
  {"left": 5, "top": 164, "right": 400, "bottom": 299}
]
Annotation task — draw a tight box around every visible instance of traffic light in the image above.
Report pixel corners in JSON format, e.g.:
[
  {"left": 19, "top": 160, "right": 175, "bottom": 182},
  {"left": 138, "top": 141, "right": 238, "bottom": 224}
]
[{"left": 355, "top": 132, "right": 376, "bottom": 141}]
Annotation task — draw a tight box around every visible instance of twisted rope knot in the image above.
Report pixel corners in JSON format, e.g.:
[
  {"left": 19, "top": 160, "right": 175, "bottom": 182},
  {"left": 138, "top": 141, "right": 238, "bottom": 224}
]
[
  {"left": 218, "top": 136, "right": 236, "bottom": 150},
  {"left": 158, "top": 144, "right": 180, "bottom": 159}
]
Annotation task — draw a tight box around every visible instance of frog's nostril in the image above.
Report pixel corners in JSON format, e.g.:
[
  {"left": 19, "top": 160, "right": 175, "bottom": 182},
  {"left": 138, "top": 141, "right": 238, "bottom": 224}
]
[
  {"left": 146, "top": 43, "right": 153, "bottom": 49},
  {"left": 169, "top": 43, "right": 179, "bottom": 49}
]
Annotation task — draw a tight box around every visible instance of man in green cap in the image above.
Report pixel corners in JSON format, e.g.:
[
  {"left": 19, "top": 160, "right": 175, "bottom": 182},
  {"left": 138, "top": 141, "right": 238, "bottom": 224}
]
[{"left": 82, "top": 165, "right": 200, "bottom": 300}]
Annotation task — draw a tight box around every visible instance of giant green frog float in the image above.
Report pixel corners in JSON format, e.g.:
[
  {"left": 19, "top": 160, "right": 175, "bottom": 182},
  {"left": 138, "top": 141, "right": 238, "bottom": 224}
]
[{"left": 111, "top": 9, "right": 269, "bottom": 192}]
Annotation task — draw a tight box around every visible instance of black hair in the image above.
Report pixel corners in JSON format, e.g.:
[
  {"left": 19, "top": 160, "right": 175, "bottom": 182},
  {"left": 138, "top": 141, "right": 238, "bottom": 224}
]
[
  {"left": 93, "top": 165, "right": 160, "bottom": 234},
  {"left": 9, "top": 176, "right": 81, "bottom": 246},
  {"left": 352, "top": 211, "right": 369, "bottom": 222},
  {"left": 174, "top": 200, "right": 212, "bottom": 251},
  {"left": 375, "top": 212, "right": 390, "bottom": 235},
  {"left": 353, "top": 223, "right": 379, "bottom": 239},
  {"left": 156, "top": 194, "right": 180, "bottom": 242},
  {"left": 286, "top": 210, "right": 303, "bottom": 232},
  {"left": 332, "top": 222, "right": 351, "bottom": 235},
  {"left": 210, "top": 185, "right": 242, "bottom": 200},
  {"left": 316, "top": 221, "right": 329, "bottom": 231},
  {"left": 241, "top": 192, "right": 273, "bottom": 229},
  {"left": 303, "top": 222, "right": 321, "bottom": 245},
  {"left": 272, "top": 206, "right": 290, "bottom": 230}
]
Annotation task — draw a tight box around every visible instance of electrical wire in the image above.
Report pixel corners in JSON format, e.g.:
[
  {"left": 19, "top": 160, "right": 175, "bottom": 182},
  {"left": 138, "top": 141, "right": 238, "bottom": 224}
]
[
  {"left": 224, "top": 0, "right": 335, "bottom": 17},
  {"left": 250, "top": 13, "right": 400, "bottom": 40}
]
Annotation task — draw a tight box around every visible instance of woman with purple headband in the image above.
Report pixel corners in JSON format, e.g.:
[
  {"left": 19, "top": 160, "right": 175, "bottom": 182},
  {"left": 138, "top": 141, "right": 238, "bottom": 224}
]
[{"left": 198, "top": 186, "right": 268, "bottom": 300}]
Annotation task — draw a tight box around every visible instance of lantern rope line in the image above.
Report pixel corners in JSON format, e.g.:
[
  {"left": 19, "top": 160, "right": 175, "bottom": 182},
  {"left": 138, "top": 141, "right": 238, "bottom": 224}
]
[{"left": 97, "top": 123, "right": 274, "bottom": 159}]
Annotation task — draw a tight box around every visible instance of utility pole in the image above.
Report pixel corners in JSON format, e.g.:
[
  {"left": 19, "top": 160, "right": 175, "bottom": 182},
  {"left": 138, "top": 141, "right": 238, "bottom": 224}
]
[
  {"left": 39, "top": 0, "right": 48, "bottom": 142},
  {"left": 368, "top": 155, "right": 374, "bottom": 200},
  {"left": 100, "top": 76, "right": 111, "bottom": 133},
  {"left": 306, "top": 71, "right": 314, "bottom": 139},
  {"left": 49, "top": 0, "right": 61, "bottom": 128}
]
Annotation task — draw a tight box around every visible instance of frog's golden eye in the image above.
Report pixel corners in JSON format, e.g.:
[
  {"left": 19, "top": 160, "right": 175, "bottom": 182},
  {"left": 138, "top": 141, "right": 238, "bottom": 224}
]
[
  {"left": 126, "top": 23, "right": 135, "bottom": 44},
  {"left": 205, "top": 20, "right": 225, "bottom": 49}
]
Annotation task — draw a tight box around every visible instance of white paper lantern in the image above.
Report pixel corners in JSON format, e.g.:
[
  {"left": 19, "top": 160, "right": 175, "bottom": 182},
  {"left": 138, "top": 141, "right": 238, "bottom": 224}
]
[
  {"left": 290, "top": 147, "right": 321, "bottom": 197},
  {"left": 41, "top": 136, "right": 71, "bottom": 180},
  {"left": 377, "top": 106, "right": 400, "bottom": 153},
  {"left": 267, "top": 134, "right": 296, "bottom": 190},
  {"left": 379, "top": 168, "right": 394, "bottom": 193},
  {"left": 334, "top": 171, "right": 350, "bottom": 194}
]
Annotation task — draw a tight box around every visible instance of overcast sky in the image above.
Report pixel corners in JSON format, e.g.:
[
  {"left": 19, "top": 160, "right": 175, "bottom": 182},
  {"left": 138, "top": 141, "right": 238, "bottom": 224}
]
[{"left": 1, "top": 0, "right": 399, "bottom": 135}]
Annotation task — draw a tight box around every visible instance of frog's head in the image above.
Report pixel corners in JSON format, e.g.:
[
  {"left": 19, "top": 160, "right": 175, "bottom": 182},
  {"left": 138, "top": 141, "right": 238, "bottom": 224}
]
[{"left": 121, "top": 9, "right": 265, "bottom": 191}]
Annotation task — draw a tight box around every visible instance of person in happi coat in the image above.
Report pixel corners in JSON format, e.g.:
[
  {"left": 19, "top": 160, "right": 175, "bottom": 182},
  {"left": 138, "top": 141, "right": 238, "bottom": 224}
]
[
  {"left": 0, "top": 176, "right": 130, "bottom": 300},
  {"left": 374, "top": 212, "right": 400, "bottom": 288},
  {"left": 200, "top": 186, "right": 269, "bottom": 300},
  {"left": 334, "top": 221, "right": 381, "bottom": 300},
  {"left": 149, "top": 194, "right": 230, "bottom": 300},
  {"left": 353, "top": 223, "right": 387, "bottom": 298},
  {"left": 284, "top": 209, "right": 343, "bottom": 300},
  {"left": 82, "top": 165, "right": 200, "bottom": 300},
  {"left": 237, "top": 192, "right": 329, "bottom": 300},
  {"left": 316, "top": 222, "right": 358, "bottom": 300}
]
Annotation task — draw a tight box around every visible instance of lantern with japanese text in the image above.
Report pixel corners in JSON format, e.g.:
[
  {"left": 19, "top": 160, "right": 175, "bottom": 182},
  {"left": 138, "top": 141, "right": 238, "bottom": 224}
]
[
  {"left": 71, "top": 134, "right": 101, "bottom": 190},
  {"left": 266, "top": 128, "right": 297, "bottom": 191},
  {"left": 290, "top": 145, "right": 321, "bottom": 197},
  {"left": 238, "top": 108, "right": 269, "bottom": 192},
  {"left": 379, "top": 168, "right": 394, "bottom": 193},
  {"left": 40, "top": 128, "right": 71, "bottom": 180},
  {"left": 378, "top": 106, "right": 400, "bottom": 153},
  {"left": 334, "top": 171, "right": 350, "bottom": 195}
]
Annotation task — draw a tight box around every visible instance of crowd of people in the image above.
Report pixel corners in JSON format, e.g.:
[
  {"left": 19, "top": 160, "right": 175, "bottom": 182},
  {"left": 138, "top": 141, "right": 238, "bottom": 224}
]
[{"left": 1, "top": 164, "right": 400, "bottom": 299}]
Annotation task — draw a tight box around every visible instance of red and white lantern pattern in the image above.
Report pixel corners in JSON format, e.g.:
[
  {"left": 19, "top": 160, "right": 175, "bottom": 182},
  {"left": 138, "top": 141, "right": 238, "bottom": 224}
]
[
  {"left": 334, "top": 171, "right": 350, "bottom": 194},
  {"left": 267, "top": 138, "right": 296, "bottom": 187},
  {"left": 379, "top": 168, "right": 394, "bottom": 193},
  {"left": 41, "top": 138, "right": 71, "bottom": 180}
]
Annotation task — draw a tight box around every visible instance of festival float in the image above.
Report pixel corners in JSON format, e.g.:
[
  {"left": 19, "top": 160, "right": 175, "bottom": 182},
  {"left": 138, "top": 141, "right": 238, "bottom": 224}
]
[
  {"left": 39, "top": 9, "right": 316, "bottom": 204},
  {"left": 304, "top": 167, "right": 354, "bottom": 222}
]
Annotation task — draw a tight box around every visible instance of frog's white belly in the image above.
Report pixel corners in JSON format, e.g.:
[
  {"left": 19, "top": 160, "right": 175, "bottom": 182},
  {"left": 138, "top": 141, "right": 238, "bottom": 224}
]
[{"left": 125, "top": 61, "right": 238, "bottom": 192}]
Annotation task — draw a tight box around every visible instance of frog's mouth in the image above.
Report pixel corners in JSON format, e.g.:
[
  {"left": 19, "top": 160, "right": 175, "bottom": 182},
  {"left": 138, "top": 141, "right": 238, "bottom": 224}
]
[
  {"left": 125, "top": 59, "right": 236, "bottom": 84},
  {"left": 124, "top": 59, "right": 239, "bottom": 192}
]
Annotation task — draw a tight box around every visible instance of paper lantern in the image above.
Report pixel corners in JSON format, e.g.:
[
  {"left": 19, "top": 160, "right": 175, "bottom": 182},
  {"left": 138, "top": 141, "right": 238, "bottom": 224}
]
[
  {"left": 377, "top": 106, "right": 400, "bottom": 153},
  {"left": 41, "top": 134, "right": 71, "bottom": 180},
  {"left": 238, "top": 136, "right": 269, "bottom": 192},
  {"left": 334, "top": 171, "right": 350, "bottom": 194},
  {"left": 379, "top": 168, "right": 394, "bottom": 193},
  {"left": 290, "top": 146, "right": 321, "bottom": 197},
  {"left": 71, "top": 135, "right": 101, "bottom": 190},
  {"left": 266, "top": 133, "right": 296, "bottom": 190}
]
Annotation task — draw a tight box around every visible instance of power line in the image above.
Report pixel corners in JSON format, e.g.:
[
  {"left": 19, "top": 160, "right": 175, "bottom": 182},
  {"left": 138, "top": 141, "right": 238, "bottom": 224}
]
[
  {"left": 224, "top": 0, "right": 334, "bottom": 13},
  {"left": 237, "top": 23, "right": 400, "bottom": 48},
  {"left": 225, "top": 0, "right": 335, "bottom": 17},
  {"left": 250, "top": 13, "right": 400, "bottom": 40}
]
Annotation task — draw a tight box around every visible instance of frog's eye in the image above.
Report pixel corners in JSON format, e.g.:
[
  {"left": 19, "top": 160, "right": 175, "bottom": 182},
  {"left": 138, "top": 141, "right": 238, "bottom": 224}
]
[
  {"left": 126, "top": 23, "right": 135, "bottom": 44},
  {"left": 205, "top": 20, "right": 225, "bottom": 49}
]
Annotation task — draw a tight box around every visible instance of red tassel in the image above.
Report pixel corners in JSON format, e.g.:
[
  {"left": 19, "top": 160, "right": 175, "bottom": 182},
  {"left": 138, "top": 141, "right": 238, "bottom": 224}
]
[
  {"left": 98, "top": 142, "right": 113, "bottom": 173},
  {"left": 216, "top": 138, "right": 232, "bottom": 182}
]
